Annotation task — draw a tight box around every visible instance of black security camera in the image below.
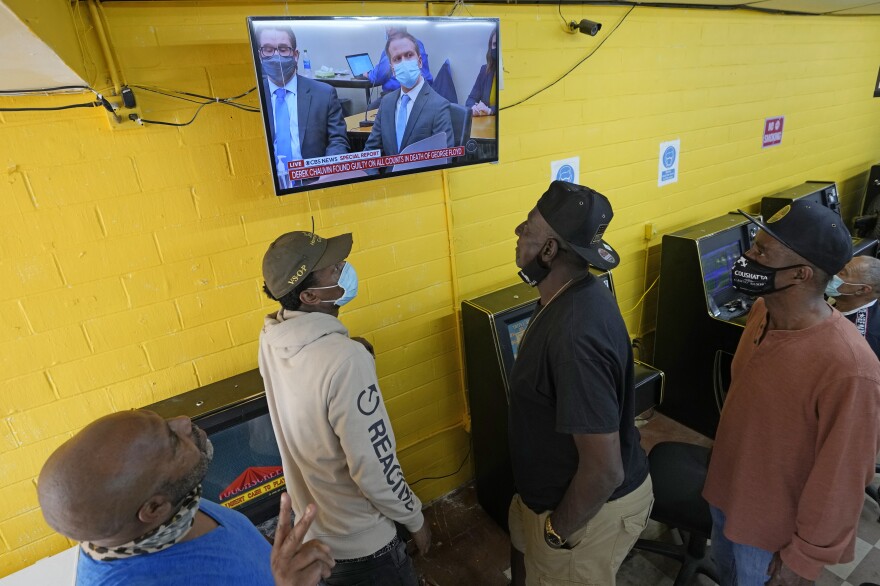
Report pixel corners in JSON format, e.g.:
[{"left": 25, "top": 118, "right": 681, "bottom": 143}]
[{"left": 569, "top": 19, "right": 602, "bottom": 36}]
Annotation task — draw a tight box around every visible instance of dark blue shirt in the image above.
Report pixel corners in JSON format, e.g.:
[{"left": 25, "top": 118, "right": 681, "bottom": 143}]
[
  {"left": 76, "top": 500, "right": 273, "bottom": 586},
  {"left": 368, "top": 39, "right": 433, "bottom": 93},
  {"left": 842, "top": 300, "right": 880, "bottom": 360}
]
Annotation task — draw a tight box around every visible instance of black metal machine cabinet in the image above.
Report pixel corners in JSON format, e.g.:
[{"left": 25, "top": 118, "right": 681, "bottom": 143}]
[
  {"left": 653, "top": 214, "right": 759, "bottom": 438},
  {"left": 762, "top": 180, "right": 879, "bottom": 257},
  {"left": 760, "top": 181, "right": 840, "bottom": 219},
  {"left": 461, "top": 272, "right": 664, "bottom": 530},
  {"left": 863, "top": 165, "right": 880, "bottom": 216},
  {"left": 144, "top": 369, "right": 286, "bottom": 528}
]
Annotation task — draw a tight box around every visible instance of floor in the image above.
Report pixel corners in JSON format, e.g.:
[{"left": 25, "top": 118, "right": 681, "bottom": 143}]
[{"left": 412, "top": 412, "right": 880, "bottom": 586}]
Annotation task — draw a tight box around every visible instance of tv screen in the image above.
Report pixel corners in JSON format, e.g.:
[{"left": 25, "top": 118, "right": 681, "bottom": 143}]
[
  {"left": 246, "top": 16, "right": 500, "bottom": 196},
  {"left": 201, "top": 411, "right": 285, "bottom": 516},
  {"left": 506, "top": 316, "right": 530, "bottom": 361},
  {"left": 495, "top": 305, "right": 536, "bottom": 381}
]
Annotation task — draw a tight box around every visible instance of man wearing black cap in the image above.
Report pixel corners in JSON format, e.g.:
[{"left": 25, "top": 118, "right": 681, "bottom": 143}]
[
  {"left": 507, "top": 181, "right": 652, "bottom": 586},
  {"left": 259, "top": 230, "right": 430, "bottom": 586},
  {"left": 703, "top": 201, "right": 880, "bottom": 586}
]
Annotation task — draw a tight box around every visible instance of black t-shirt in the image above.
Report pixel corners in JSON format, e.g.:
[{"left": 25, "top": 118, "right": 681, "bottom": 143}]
[
  {"left": 508, "top": 273, "right": 649, "bottom": 513},
  {"left": 843, "top": 301, "right": 880, "bottom": 360}
]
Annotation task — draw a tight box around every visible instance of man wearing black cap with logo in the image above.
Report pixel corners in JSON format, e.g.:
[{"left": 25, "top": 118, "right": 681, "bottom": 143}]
[
  {"left": 259, "top": 230, "right": 431, "bottom": 586},
  {"left": 703, "top": 201, "right": 880, "bottom": 586},
  {"left": 507, "top": 181, "right": 652, "bottom": 586}
]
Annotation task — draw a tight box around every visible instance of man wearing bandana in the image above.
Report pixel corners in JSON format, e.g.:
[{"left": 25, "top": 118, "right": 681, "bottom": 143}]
[
  {"left": 259, "top": 230, "right": 430, "bottom": 586},
  {"left": 38, "top": 410, "right": 335, "bottom": 585},
  {"left": 703, "top": 201, "right": 880, "bottom": 586},
  {"left": 256, "top": 24, "right": 349, "bottom": 183},
  {"left": 507, "top": 181, "right": 652, "bottom": 586}
]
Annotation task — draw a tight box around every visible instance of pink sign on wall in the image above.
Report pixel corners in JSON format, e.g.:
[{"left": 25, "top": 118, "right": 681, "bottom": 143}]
[{"left": 762, "top": 116, "right": 785, "bottom": 148}]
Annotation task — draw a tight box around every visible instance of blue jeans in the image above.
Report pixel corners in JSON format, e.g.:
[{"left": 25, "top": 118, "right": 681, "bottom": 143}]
[
  {"left": 710, "top": 505, "right": 774, "bottom": 586},
  {"left": 322, "top": 538, "right": 418, "bottom": 586}
]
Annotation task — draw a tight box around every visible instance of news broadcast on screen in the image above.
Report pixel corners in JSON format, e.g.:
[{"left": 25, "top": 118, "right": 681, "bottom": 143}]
[{"left": 247, "top": 16, "right": 500, "bottom": 196}]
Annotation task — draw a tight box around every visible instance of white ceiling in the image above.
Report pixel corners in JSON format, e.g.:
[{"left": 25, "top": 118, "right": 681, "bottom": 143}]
[
  {"left": 745, "top": 0, "right": 880, "bottom": 14},
  {"left": 0, "top": 0, "right": 877, "bottom": 94},
  {"left": 96, "top": 0, "right": 880, "bottom": 16},
  {"left": 0, "top": 2, "right": 84, "bottom": 91},
  {"left": 563, "top": 0, "right": 880, "bottom": 14}
]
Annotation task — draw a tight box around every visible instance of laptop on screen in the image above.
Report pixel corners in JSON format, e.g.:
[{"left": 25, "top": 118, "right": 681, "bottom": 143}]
[{"left": 346, "top": 53, "right": 374, "bottom": 77}]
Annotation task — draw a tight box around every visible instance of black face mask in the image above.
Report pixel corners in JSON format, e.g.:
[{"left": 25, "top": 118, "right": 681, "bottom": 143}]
[
  {"left": 730, "top": 255, "right": 804, "bottom": 296},
  {"left": 518, "top": 243, "right": 552, "bottom": 286}
]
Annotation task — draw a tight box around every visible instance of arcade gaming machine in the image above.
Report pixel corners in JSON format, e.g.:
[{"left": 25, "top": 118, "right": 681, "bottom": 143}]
[
  {"left": 655, "top": 181, "right": 876, "bottom": 438},
  {"left": 144, "top": 369, "right": 285, "bottom": 533},
  {"left": 653, "top": 214, "right": 759, "bottom": 438},
  {"left": 854, "top": 165, "right": 880, "bottom": 239},
  {"left": 461, "top": 271, "right": 664, "bottom": 530},
  {"left": 863, "top": 165, "right": 880, "bottom": 217},
  {"left": 762, "top": 181, "right": 878, "bottom": 257}
]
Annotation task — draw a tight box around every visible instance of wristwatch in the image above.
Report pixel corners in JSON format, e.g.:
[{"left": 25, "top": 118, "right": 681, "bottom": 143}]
[{"left": 544, "top": 515, "right": 567, "bottom": 549}]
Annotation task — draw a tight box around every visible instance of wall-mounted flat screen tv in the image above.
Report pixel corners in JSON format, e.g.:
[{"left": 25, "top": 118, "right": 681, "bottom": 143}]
[{"left": 247, "top": 16, "right": 500, "bottom": 196}]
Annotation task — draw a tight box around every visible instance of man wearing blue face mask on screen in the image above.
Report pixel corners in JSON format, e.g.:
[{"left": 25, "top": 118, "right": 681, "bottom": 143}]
[
  {"left": 259, "top": 229, "right": 431, "bottom": 586},
  {"left": 363, "top": 33, "right": 453, "bottom": 167},
  {"left": 256, "top": 25, "right": 349, "bottom": 187}
]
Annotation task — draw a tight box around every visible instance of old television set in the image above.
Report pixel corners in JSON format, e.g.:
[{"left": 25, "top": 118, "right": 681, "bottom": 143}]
[
  {"left": 760, "top": 181, "right": 840, "bottom": 220},
  {"left": 143, "top": 369, "right": 285, "bottom": 527},
  {"left": 247, "top": 16, "right": 500, "bottom": 196}
]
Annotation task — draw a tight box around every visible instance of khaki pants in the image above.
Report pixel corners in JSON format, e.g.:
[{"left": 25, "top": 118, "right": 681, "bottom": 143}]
[{"left": 509, "top": 475, "right": 654, "bottom": 586}]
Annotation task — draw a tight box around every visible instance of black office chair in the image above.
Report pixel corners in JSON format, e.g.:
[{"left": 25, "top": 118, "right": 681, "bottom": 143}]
[
  {"left": 633, "top": 441, "right": 719, "bottom": 586},
  {"left": 448, "top": 103, "right": 472, "bottom": 149},
  {"left": 866, "top": 464, "right": 880, "bottom": 521}
]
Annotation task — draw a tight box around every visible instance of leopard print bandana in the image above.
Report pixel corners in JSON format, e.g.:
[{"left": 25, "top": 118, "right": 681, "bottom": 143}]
[{"left": 80, "top": 485, "right": 202, "bottom": 561}]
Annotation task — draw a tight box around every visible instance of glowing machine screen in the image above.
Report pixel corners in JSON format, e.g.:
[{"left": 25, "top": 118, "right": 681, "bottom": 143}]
[{"left": 700, "top": 240, "right": 742, "bottom": 300}]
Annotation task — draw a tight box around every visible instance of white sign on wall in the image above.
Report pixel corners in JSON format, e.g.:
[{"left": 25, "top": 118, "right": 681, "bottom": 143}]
[
  {"left": 658, "top": 139, "right": 680, "bottom": 187},
  {"left": 551, "top": 157, "right": 580, "bottom": 184}
]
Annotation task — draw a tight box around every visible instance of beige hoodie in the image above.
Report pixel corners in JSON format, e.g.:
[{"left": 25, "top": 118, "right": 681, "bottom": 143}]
[{"left": 258, "top": 309, "right": 423, "bottom": 560}]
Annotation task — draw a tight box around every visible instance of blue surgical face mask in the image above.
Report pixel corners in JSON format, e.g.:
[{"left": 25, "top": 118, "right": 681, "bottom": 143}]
[
  {"left": 393, "top": 59, "right": 421, "bottom": 89},
  {"left": 308, "top": 262, "right": 359, "bottom": 307},
  {"left": 262, "top": 54, "right": 297, "bottom": 85},
  {"left": 825, "top": 274, "right": 864, "bottom": 298}
]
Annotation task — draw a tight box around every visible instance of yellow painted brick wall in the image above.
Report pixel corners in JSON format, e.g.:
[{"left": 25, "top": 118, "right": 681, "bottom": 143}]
[
  {"left": 0, "top": 0, "right": 879, "bottom": 576},
  {"left": 447, "top": 5, "right": 880, "bottom": 340}
]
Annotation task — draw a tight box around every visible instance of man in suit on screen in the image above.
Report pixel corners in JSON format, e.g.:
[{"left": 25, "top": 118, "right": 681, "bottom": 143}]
[
  {"left": 362, "top": 32, "right": 453, "bottom": 169},
  {"left": 256, "top": 24, "right": 349, "bottom": 183}
]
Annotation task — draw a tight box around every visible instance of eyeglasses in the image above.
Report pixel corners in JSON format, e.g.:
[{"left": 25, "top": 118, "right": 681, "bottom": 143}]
[{"left": 260, "top": 45, "right": 295, "bottom": 58}]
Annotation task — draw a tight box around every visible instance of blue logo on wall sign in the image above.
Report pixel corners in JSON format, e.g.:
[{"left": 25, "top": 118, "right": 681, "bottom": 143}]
[
  {"left": 556, "top": 164, "right": 575, "bottom": 183},
  {"left": 662, "top": 146, "right": 677, "bottom": 169}
]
